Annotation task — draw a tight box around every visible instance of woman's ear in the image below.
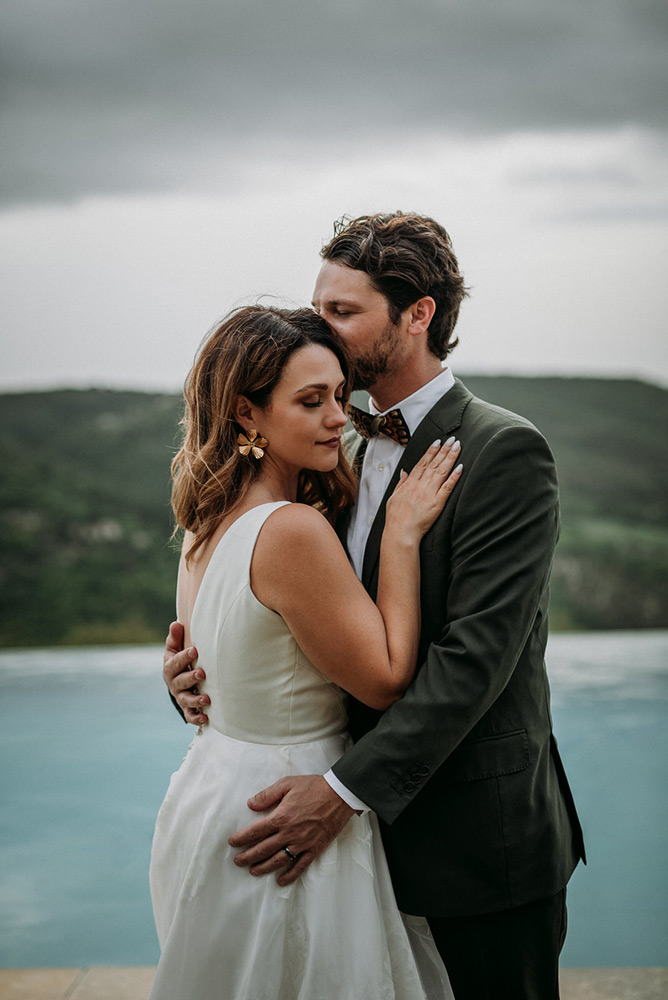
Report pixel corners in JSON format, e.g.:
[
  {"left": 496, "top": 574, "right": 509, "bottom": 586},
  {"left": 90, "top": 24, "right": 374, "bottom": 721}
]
[{"left": 232, "top": 395, "right": 254, "bottom": 427}]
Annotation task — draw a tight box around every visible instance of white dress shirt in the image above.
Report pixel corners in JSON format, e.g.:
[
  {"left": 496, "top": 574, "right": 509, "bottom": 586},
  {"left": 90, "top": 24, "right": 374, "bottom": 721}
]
[{"left": 325, "top": 367, "right": 456, "bottom": 812}]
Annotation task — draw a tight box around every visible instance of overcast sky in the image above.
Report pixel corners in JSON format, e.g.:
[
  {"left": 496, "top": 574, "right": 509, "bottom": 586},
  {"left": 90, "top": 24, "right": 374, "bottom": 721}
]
[{"left": 2, "top": 0, "right": 667, "bottom": 391}]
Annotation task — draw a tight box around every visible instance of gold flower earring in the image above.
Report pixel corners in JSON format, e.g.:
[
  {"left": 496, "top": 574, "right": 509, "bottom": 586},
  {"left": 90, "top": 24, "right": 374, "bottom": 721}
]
[{"left": 238, "top": 428, "right": 268, "bottom": 459}]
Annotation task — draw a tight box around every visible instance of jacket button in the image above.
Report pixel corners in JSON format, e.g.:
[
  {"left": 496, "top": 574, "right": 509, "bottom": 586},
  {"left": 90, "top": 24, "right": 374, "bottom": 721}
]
[
  {"left": 411, "top": 773, "right": 422, "bottom": 783},
  {"left": 419, "top": 766, "right": 430, "bottom": 776},
  {"left": 403, "top": 781, "right": 416, "bottom": 792}
]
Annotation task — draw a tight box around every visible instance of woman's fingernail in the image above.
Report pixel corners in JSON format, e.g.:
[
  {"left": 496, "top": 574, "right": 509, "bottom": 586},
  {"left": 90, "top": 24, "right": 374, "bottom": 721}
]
[
  {"left": 454, "top": 463, "right": 463, "bottom": 473},
  {"left": 445, "top": 436, "right": 456, "bottom": 446},
  {"left": 451, "top": 440, "right": 461, "bottom": 451},
  {"left": 187, "top": 648, "right": 196, "bottom": 658},
  {"left": 194, "top": 669, "right": 204, "bottom": 680},
  {"left": 431, "top": 439, "right": 441, "bottom": 448}
]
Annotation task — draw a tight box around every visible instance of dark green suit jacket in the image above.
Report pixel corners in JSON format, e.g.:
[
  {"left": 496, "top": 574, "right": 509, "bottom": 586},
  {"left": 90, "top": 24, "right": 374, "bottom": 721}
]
[{"left": 332, "top": 378, "right": 585, "bottom": 917}]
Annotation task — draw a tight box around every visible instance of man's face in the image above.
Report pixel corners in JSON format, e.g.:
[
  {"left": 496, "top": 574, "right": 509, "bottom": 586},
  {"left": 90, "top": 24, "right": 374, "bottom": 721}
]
[{"left": 312, "top": 261, "right": 406, "bottom": 392}]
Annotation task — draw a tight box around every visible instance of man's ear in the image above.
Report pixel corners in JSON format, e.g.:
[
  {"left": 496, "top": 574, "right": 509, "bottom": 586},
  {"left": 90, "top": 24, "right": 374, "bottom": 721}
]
[
  {"left": 232, "top": 395, "right": 254, "bottom": 427},
  {"left": 407, "top": 296, "right": 436, "bottom": 337}
]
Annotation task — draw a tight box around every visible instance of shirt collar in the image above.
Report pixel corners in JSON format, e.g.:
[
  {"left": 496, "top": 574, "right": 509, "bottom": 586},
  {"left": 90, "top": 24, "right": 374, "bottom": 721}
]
[{"left": 369, "top": 367, "right": 456, "bottom": 435}]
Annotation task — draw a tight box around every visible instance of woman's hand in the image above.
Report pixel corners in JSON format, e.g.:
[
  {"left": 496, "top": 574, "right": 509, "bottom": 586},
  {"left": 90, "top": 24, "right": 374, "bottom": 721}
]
[{"left": 385, "top": 437, "right": 462, "bottom": 543}]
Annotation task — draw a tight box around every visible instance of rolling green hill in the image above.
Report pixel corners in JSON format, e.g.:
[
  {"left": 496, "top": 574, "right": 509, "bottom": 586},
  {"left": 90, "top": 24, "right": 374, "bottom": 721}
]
[
  {"left": 461, "top": 376, "right": 668, "bottom": 629},
  {"left": 0, "top": 390, "right": 182, "bottom": 646},
  {"left": 0, "top": 378, "right": 666, "bottom": 646}
]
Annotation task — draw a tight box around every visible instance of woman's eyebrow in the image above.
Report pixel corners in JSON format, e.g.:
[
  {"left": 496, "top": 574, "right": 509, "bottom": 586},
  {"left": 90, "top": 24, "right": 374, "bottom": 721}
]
[
  {"left": 295, "top": 383, "right": 328, "bottom": 393},
  {"left": 294, "top": 379, "right": 346, "bottom": 394}
]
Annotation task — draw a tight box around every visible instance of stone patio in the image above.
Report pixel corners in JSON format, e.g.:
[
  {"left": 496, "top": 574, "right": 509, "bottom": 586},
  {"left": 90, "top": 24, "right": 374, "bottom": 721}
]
[{"left": 0, "top": 966, "right": 666, "bottom": 999}]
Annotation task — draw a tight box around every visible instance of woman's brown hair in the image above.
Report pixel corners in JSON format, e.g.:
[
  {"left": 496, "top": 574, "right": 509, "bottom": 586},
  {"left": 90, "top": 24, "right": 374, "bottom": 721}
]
[{"left": 171, "top": 305, "right": 357, "bottom": 564}]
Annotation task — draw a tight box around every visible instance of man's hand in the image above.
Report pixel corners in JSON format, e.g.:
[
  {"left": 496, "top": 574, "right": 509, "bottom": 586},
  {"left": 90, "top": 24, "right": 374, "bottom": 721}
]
[
  {"left": 163, "top": 621, "right": 210, "bottom": 725},
  {"left": 228, "top": 775, "right": 355, "bottom": 886}
]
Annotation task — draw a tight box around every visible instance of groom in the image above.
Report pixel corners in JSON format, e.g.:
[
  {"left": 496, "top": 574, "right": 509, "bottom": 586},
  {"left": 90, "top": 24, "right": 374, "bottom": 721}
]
[{"left": 164, "top": 211, "right": 585, "bottom": 999}]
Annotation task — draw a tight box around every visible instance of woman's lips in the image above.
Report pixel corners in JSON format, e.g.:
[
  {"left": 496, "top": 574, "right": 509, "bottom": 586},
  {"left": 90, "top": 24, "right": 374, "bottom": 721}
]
[{"left": 316, "top": 437, "right": 341, "bottom": 449}]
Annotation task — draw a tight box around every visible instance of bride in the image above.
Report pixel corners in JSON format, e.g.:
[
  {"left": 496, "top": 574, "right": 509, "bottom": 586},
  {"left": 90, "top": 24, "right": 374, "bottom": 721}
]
[{"left": 149, "top": 305, "right": 461, "bottom": 999}]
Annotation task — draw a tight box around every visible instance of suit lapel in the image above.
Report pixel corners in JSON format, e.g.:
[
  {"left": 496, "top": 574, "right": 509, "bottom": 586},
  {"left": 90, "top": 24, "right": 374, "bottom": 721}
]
[{"left": 361, "top": 378, "right": 473, "bottom": 590}]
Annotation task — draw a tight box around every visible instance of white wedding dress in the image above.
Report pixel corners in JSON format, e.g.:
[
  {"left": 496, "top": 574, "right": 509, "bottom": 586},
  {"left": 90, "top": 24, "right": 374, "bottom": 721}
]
[{"left": 149, "top": 502, "right": 453, "bottom": 1000}]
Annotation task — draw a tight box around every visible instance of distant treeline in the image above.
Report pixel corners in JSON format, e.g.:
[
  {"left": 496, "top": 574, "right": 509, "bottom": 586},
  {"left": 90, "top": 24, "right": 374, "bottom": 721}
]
[{"left": 0, "top": 377, "right": 666, "bottom": 647}]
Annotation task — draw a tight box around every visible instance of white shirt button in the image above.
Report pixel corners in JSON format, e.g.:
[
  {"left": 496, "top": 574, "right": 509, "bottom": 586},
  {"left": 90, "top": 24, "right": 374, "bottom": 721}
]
[{"left": 377, "top": 462, "right": 384, "bottom": 471}]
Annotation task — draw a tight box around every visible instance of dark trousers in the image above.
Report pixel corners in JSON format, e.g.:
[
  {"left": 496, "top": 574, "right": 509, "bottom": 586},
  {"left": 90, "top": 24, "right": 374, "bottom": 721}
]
[{"left": 427, "top": 889, "right": 567, "bottom": 1000}]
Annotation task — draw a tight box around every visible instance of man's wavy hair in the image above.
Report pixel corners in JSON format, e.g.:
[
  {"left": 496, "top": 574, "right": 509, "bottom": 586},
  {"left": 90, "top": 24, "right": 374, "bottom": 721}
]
[
  {"left": 321, "top": 212, "right": 468, "bottom": 360},
  {"left": 171, "top": 305, "right": 357, "bottom": 565}
]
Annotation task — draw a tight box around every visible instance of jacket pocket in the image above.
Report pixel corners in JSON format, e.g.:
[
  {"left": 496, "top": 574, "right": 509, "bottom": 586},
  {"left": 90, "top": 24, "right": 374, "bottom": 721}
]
[{"left": 444, "top": 729, "right": 530, "bottom": 783}]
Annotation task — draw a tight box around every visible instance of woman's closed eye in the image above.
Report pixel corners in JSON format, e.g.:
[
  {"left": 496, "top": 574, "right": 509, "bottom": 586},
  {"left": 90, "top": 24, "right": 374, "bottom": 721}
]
[{"left": 302, "top": 394, "right": 345, "bottom": 409}]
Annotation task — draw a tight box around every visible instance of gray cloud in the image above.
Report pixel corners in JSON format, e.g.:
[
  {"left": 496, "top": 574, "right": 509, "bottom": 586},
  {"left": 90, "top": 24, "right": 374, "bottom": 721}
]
[{"left": 2, "top": 0, "right": 667, "bottom": 204}]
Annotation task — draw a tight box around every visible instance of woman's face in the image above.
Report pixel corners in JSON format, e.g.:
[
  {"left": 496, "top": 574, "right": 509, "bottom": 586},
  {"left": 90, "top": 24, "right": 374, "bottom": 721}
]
[{"left": 250, "top": 344, "right": 348, "bottom": 474}]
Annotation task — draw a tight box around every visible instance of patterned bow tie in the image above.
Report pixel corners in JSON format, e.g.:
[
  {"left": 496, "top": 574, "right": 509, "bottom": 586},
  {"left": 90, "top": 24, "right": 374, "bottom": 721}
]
[{"left": 347, "top": 404, "right": 411, "bottom": 446}]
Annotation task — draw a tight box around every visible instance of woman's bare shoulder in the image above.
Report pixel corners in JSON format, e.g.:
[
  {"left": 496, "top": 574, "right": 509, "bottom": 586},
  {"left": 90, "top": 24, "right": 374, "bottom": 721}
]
[
  {"left": 252, "top": 503, "right": 349, "bottom": 605},
  {"left": 258, "top": 502, "right": 339, "bottom": 551},
  {"left": 264, "top": 501, "right": 333, "bottom": 529}
]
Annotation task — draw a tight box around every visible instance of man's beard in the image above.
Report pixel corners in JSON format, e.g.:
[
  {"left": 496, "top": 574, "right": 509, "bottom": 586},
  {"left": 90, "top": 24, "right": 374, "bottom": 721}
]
[{"left": 351, "top": 320, "right": 404, "bottom": 392}]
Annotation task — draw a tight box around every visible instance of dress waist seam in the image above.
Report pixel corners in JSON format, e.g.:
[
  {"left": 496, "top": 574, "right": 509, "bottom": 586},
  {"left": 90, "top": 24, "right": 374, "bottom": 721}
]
[{"left": 202, "top": 724, "right": 349, "bottom": 749}]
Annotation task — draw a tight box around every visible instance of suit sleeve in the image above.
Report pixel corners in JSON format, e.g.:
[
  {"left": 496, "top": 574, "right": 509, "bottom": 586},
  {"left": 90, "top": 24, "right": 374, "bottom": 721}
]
[{"left": 331, "top": 420, "right": 560, "bottom": 824}]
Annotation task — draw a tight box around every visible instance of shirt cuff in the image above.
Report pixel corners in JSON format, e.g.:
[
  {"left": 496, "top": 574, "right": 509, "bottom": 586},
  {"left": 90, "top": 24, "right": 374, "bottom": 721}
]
[{"left": 323, "top": 769, "right": 371, "bottom": 814}]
